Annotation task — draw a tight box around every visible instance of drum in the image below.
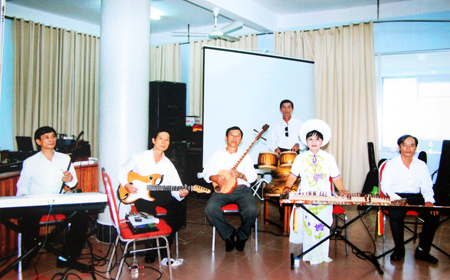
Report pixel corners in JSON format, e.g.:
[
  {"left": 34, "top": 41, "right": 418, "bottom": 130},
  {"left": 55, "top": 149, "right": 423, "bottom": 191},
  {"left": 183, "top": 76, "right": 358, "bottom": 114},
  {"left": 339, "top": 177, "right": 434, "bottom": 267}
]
[
  {"left": 263, "top": 178, "right": 300, "bottom": 195},
  {"left": 280, "top": 151, "right": 297, "bottom": 168},
  {"left": 271, "top": 166, "right": 291, "bottom": 181},
  {"left": 258, "top": 152, "right": 278, "bottom": 170}
]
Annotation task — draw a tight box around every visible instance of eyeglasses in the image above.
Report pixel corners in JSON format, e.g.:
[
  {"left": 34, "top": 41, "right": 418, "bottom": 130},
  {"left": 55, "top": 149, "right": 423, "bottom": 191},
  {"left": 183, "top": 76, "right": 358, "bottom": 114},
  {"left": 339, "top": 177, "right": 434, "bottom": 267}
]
[{"left": 285, "top": 127, "right": 289, "bottom": 137}]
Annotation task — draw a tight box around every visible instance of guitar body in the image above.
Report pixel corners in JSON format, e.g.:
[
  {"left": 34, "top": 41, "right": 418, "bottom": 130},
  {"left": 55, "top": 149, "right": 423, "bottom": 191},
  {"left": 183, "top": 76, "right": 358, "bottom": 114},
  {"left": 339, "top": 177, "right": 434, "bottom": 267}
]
[
  {"left": 118, "top": 171, "right": 210, "bottom": 204},
  {"left": 212, "top": 170, "right": 237, "bottom": 194},
  {"left": 118, "top": 173, "right": 161, "bottom": 204}
]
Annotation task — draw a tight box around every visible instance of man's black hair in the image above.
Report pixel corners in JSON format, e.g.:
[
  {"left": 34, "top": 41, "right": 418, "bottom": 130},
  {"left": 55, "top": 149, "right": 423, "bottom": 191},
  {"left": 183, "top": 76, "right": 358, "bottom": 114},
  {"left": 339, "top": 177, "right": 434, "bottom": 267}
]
[
  {"left": 226, "top": 126, "right": 243, "bottom": 138},
  {"left": 154, "top": 129, "right": 170, "bottom": 139},
  {"left": 34, "top": 126, "right": 57, "bottom": 142},
  {"left": 397, "top": 134, "right": 418, "bottom": 146},
  {"left": 280, "top": 99, "right": 294, "bottom": 109}
]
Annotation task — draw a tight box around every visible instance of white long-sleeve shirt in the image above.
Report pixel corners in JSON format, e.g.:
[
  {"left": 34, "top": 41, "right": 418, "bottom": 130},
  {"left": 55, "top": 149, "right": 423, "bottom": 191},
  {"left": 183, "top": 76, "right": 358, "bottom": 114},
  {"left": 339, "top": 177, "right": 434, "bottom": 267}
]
[
  {"left": 202, "top": 147, "right": 257, "bottom": 187},
  {"left": 267, "top": 117, "right": 305, "bottom": 151},
  {"left": 381, "top": 155, "right": 435, "bottom": 203},
  {"left": 117, "top": 149, "right": 184, "bottom": 201},
  {"left": 16, "top": 151, "right": 77, "bottom": 196}
]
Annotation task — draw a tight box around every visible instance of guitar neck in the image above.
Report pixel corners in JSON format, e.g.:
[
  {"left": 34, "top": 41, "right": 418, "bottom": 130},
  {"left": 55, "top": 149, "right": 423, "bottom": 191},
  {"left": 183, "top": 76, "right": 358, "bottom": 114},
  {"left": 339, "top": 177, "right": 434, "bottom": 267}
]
[{"left": 146, "top": 185, "right": 192, "bottom": 191}]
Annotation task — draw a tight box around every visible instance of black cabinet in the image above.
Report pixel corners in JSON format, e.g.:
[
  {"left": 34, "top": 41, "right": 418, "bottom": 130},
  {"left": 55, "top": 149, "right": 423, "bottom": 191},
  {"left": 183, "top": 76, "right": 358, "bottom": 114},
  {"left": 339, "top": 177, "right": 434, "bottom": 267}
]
[{"left": 148, "top": 81, "right": 186, "bottom": 147}]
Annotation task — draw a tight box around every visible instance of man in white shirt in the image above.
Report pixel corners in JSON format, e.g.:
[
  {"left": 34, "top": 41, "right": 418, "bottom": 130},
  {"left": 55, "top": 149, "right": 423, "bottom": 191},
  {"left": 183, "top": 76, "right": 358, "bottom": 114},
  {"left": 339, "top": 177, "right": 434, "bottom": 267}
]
[
  {"left": 16, "top": 126, "right": 90, "bottom": 272},
  {"left": 203, "top": 126, "right": 258, "bottom": 252},
  {"left": 267, "top": 100, "right": 305, "bottom": 220},
  {"left": 381, "top": 134, "right": 439, "bottom": 263},
  {"left": 267, "top": 100, "right": 305, "bottom": 155},
  {"left": 118, "top": 130, "right": 188, "bottom": 264}
]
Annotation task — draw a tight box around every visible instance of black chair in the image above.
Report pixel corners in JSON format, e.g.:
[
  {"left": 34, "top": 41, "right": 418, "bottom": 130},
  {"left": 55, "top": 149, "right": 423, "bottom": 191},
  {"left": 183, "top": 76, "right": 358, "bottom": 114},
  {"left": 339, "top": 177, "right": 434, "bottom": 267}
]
[
  {"left": 433, "top": 140, "right": 450, "bottom": 206},
  {"left": 418, "top": 151, "right": 427, "bottom": 163}
]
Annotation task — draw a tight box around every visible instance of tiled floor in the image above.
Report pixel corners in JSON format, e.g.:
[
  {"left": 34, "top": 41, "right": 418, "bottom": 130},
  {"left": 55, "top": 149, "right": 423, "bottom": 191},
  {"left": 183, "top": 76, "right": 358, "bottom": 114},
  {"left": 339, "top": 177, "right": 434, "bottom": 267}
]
[{"left": 2, "top": 194, "right": 450, "bottom": 280}]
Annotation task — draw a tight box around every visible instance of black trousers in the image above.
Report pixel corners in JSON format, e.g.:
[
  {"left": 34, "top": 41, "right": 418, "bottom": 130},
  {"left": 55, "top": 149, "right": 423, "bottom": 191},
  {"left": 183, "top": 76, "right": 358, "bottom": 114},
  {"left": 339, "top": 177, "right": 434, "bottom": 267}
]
[
  {"left": 388, "top": 193, "right": 440, "bottom": 253},
  {"left": 20, "top": 210, "right": 90, "bottom": 261},
  {"left": 134, "top": 192, "right": 186, "bottom": 257}
]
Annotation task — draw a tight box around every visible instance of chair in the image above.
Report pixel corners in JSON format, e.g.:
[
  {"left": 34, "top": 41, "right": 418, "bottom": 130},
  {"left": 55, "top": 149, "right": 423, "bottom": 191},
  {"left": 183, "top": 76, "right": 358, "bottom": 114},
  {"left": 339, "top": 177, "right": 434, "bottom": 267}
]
[
  {"left": 326, "top": 176, "right": 349, "bottom": 256},
  {"left": 102, "top": 168, "right": 173, "bottom": 280},
  {"left": 155, "top": 206, "right": 180, "bottom": 257},
  {"left": 211, "top": 204, "right": 258, "bottom": 252},
  {"left": 332, "top": 205, "right": 349, "bottom": 256},
  {"left": 377, "top": 160, "right": 423, "bottom": 243}
]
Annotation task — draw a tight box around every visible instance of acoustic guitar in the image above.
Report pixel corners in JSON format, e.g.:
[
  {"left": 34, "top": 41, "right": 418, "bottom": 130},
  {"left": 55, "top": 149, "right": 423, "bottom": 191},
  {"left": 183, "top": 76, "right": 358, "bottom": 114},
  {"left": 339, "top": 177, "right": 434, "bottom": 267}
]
[
  {"left": 213, "top": 124, "right": 269, "bottom": 194},
  {"left": 118, "top": 171, "right": 210, "bottom": 204}
]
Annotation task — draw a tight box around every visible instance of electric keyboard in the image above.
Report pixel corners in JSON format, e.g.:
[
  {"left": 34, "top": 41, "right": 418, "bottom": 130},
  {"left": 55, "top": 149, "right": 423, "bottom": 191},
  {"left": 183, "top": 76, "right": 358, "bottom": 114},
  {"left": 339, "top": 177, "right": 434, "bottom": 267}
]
[{"left": 0, "top": 192, "right": 107, "bottom": 216}]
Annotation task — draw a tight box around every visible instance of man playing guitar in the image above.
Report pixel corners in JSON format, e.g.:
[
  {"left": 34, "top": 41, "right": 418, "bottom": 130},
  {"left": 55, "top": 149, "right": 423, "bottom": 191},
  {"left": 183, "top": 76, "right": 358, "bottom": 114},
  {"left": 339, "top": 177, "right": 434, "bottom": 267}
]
[
  {"left": 203, "top": 126, "right": 258, "bottom": 252},
  {"left": 118, "top": 130, "right": 188, "bottom": 264}
]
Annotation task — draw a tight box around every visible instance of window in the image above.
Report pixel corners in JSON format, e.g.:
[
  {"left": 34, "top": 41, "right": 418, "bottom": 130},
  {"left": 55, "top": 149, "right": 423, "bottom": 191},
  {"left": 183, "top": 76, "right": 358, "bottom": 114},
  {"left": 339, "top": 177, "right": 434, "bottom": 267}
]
[{"left": 378, "top": 51, "right": 450, "bottom": 148}]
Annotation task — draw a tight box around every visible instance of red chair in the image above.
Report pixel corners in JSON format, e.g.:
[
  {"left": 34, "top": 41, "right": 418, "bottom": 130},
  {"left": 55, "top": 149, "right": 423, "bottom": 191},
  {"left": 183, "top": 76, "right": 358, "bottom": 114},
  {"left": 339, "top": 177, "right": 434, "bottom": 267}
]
[
  {"left": 102, "top": 168, "right": 173, "bottom": 280},
  {"left": 328, "top": 177, "right": 349, "bottom": 256},
  {"left": 211, "top": 204, "right": 258, "bottom": 252},
  {"left": 377, "top": 161, "right": 422, "bottom": 243},
  {"left": 332, "top": 205, "right": 349, "bottom": 256},
  {"left": 155, "top": 206, "right": 180, "bottom": 256}
]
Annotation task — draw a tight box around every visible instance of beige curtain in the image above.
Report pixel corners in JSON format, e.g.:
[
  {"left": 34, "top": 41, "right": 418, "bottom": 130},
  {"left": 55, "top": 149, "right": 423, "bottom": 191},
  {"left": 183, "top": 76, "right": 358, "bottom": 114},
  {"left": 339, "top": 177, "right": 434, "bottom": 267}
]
[
  {"left": 12, "top": 18, "right": 100, "bottom": 157},
  {"left": 274, "top": 22, "right": 378, "bottom": 193},
  {"left": 189, "top": 34, "right": 259, "bottom": 117},
  {"left": 150, "top": 43, "right": 181, "bottom": 82}
]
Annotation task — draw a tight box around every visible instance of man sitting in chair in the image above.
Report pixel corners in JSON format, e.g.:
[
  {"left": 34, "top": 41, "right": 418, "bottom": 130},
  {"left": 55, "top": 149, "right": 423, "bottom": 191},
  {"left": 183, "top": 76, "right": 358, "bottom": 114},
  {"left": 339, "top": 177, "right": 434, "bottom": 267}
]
[
  {"left": 203, "top": 126, "right": 258, "bottom": 252},
  {"left": 381, "top": 134, "right": 439, "bottom": 263},
  {"left": 16, "top": 126, "right": 91, "bottom": 272},
  {"left": 118, "top": 130, "right": 188, "bottom": 265}
]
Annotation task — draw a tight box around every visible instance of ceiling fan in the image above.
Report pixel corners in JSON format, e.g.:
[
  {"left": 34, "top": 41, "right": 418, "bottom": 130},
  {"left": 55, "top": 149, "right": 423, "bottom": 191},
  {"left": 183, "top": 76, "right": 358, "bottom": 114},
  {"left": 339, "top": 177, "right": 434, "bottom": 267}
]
[{"left": 171, "top": 7, "right": 243, "bottom": 42}]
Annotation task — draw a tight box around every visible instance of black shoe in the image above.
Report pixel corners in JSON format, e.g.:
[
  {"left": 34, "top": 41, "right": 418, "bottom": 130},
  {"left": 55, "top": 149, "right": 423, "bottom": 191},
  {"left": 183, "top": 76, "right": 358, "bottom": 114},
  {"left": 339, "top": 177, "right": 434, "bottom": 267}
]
[
  {"left": 390, "top": 249, "right": 405, "bottom": 261},
  {"left": 225, "top": 229, "right": 236, "bottom": 252},
  {"left": 235, "top": 239, "right": 247, "bottom": 251},
  {"left": 415, "top": 248, "right": 438, "bottom": 264},
  {"left": 145, "top": 254, "right": 156, "bottom": 264},
  {"left": 56, "top": 258, "right": 92, "bottom": 273}
]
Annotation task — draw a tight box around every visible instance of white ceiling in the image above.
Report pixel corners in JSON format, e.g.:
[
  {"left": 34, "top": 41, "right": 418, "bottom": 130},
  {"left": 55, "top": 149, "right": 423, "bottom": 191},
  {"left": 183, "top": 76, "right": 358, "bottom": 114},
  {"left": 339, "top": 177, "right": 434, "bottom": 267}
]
[{"left": 5, "top": 0, "right": 428, "bottom": 35}]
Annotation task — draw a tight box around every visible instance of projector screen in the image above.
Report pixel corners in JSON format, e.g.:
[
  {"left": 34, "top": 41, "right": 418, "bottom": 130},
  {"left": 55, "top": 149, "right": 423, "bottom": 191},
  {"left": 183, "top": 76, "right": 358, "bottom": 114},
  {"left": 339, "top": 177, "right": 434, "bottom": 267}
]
[{"left": 202, "top": 46, "right": 315, "bottom": 167}]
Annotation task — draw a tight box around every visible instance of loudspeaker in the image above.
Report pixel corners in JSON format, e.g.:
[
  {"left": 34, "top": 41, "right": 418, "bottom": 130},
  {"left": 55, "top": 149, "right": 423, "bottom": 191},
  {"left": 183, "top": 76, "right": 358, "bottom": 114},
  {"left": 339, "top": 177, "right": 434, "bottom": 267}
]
[
  {"left": 433, "top": 140, "right": 450, "bottom": 206},
  {"left": 165, "top": 141, "right": 187, "bottom": 183},
  {"left": 148, "top": 81, "right": 186, "bottom": 148}
]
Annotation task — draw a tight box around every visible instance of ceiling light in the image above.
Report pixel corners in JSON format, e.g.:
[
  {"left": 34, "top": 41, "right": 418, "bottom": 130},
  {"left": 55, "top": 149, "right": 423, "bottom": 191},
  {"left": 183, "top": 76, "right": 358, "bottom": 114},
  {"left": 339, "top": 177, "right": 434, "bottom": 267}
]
[{"left": 150, "top": 8, "right": 163, "bottom": 20}]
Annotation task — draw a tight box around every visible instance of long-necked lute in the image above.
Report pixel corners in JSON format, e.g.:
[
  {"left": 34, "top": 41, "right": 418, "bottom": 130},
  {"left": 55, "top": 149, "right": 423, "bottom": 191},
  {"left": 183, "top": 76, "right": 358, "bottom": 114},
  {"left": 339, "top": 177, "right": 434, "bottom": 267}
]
[{"left": 213, "top": 124, "right": 269, "bottom": 194}]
